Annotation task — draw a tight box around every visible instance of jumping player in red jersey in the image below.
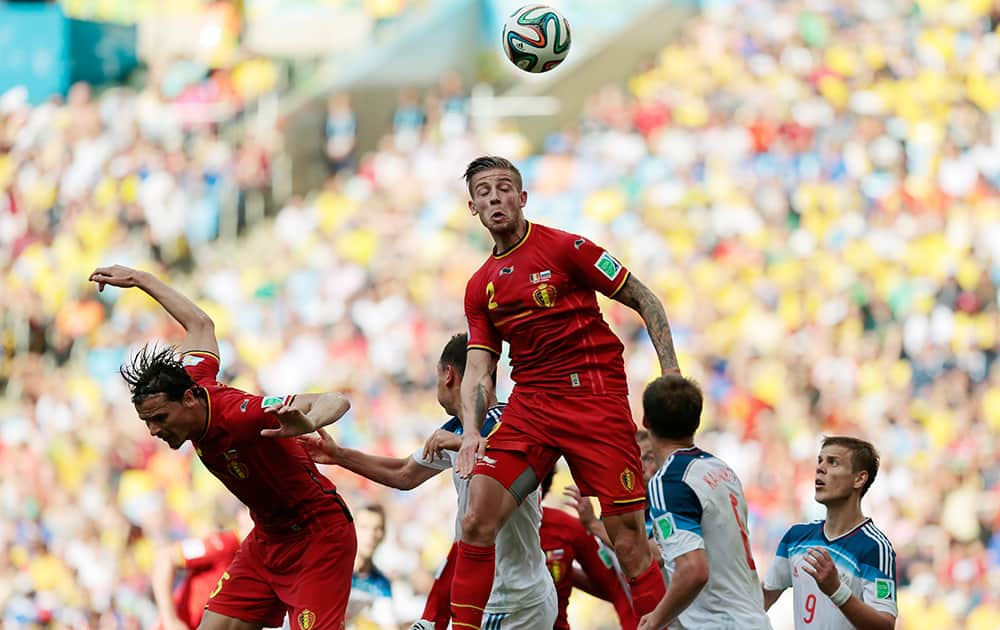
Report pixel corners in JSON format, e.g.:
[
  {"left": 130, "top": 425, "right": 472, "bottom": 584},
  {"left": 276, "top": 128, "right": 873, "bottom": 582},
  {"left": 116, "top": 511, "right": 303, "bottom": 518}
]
[
  {"left": 451, "top": 156, "right": 681, "bottom": 629},
  {"left": 152, "top": 528, "right": 241, "bottom": 630},
  {"left": 89, "top": 265, "right": 355, "bottom": 630}
]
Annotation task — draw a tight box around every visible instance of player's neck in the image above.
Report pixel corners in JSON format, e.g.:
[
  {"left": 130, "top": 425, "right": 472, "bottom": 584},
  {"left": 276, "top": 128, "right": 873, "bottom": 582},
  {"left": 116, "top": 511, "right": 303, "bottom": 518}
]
[
  {"left": 193, "top": 398, "right": 210, "bottom": 441},
  {"left": 491, "top": 219, "right": 528, "bottom": 254},
  {"left": 651, "top": 437, "right": 696, "bottom": 468},
  {"left": 823, "top": 499, "right": 867, "bottom": 539}
]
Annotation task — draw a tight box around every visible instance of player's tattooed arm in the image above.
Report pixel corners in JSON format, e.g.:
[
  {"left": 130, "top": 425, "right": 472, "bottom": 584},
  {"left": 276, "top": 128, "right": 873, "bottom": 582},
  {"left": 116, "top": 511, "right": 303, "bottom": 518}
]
[
  {"left": 460, "top": 349, "right": 499, "bottom": 434},
  {"left": 473, "top": 383, "right": 490, "bottom": 429},
  {"left": 612, "top": 275, "right": 680, "bottom": 374},
  {"left": 457, "top": 348, "right": 499, "bottom": 477}
]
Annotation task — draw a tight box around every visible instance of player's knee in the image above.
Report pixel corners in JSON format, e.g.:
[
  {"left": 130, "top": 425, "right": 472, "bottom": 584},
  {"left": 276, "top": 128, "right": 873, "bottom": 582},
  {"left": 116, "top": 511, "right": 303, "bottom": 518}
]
[{"left": 460, "top": 506, "right": 501, "bottom": 545}]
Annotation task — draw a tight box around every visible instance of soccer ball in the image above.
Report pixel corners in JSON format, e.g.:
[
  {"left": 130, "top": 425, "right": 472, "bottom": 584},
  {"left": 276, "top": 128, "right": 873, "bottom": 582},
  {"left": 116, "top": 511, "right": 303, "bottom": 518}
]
[{"left": 502, "top": 5, "right": 571, "bottom": 73}]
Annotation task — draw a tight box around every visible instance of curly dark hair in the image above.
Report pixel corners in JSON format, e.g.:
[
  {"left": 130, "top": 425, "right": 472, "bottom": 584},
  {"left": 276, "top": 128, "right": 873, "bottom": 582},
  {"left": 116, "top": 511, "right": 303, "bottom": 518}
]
[{"left": 120, "top": 344, "right": 198, "bottom": 404}]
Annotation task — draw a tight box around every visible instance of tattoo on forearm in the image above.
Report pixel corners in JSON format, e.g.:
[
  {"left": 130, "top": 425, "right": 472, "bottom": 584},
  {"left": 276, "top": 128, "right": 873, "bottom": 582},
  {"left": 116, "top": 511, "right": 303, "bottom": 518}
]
[
  {"left": 616, "top": 276, "right": 679, "bottom": 372},
  {"left": 474, "top": 383, "right": 488, "bottom": 428}
]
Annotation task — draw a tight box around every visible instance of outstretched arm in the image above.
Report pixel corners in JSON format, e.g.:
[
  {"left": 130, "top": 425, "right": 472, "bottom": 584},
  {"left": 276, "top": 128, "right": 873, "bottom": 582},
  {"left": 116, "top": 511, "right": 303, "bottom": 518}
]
[
  {"left": 563, "top": 485, "right": 611, "bottom": 547},
  {"left": 611, "top": 275, "right": 680, "bottom": 375},
  {"left": 89, "top": 265, "right": 218, "bottom": 356},
  {"left": 151, "top": 547, "right": 187, "bottom": 630},
  {"left": 298, "top": 428, "right": 440, "bottom": 490},
  {"left": 260, "top": 393, "right": 351, "bottom": 438},
  {"left": 455, "top": 348, "right": 498, "bottom": 477}
]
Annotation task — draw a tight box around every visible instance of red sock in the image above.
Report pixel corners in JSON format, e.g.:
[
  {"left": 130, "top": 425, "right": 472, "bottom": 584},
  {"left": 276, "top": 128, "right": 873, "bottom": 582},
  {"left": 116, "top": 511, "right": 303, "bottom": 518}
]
[
  {"left": 629, "top": 558, "right": 666, "bottom": 618},
  {"left": 423, "top": 542, "right": 458, "bottom": 628},
  {"left": 450, "top": 541, "right": 495, "bottom": 629}
]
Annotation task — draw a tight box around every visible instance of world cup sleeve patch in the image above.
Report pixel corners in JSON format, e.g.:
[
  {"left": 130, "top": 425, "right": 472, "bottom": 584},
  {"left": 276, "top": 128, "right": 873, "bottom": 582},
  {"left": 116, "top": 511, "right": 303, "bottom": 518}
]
[
  {"left": 876, "top": 578, "right": 895, "bottom": 600},
  {"left": 182, "top": 354, "right": 205, "bottom": 367},
  {"left": 594, "top": 251, "right": 622, "bottom": 280},
  {"left": 261, "top": 395, "right": 285, "bottom": 409},
  {"left": 654, "top": 513, "right": 675, "bottom": 541}
]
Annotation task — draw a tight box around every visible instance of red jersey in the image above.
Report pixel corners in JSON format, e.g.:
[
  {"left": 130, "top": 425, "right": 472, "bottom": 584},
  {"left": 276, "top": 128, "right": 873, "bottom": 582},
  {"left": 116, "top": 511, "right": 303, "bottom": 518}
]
[
  {"left": 464, "top": 222, "right": 630, "bottom": 395},
  {"left": 541, "top": 507, "right": 636, "bottom": 630},
  {"left": 174, "top": 530, "right": 240, "bottom": 629},
  {"left": 182, "top": 351, "right": 351, "bottom": 534}
]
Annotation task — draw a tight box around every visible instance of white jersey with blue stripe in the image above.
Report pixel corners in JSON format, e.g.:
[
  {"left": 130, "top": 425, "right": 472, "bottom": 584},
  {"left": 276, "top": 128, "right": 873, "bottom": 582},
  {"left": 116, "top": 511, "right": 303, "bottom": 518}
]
[
  {"left": 763, "top": 519, "right": 897, "bottom": 629},
  {"left": 412, "top": 404, "right": 555, "bottom": 616},
  {"left": 648, "top": 446, "right": 771, "bottom": 630}
]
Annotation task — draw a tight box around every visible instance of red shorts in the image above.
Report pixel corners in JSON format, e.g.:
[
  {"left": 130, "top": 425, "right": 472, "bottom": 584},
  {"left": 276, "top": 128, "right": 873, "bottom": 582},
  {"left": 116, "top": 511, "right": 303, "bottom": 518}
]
[
  {"left": 474, "top": 390, "right": 645, "bottom": 516},
  {"left": 206, "top": 510, "right": 357, "bottom": 629}
]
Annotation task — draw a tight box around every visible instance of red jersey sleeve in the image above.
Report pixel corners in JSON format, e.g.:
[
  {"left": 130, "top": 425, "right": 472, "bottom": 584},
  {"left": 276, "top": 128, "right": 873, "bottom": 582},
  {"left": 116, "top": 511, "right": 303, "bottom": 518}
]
[
  {"left": 464, "top": 271, "right": 502, "bottom": 355},
  {"left": 182, "top": 351, "right": 291, "bottom": 442},
  {"left": 178, "top": 531, "right": 240, "bottom": 571},
  {"left": 559, "top": 234, "right": 630, "bottom": 298},
  {"left": 181, "top": 350, "right": 222, "bottom": 385}
]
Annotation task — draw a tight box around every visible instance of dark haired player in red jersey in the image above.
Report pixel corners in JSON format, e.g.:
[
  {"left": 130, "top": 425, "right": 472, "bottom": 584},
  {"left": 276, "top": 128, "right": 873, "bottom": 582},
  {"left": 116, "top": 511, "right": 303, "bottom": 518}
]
[
  {"left": 89, "top": 264, "right": 355, "bottom": 630},
  {"left": 152, "top": 529, "right": 241, "bottom": 630},
  {"left": 450, "top": 156, "right": 681, "bottom": 629},
  {"left": 539, "top": 469, "right": 638, "bottom": 630}
]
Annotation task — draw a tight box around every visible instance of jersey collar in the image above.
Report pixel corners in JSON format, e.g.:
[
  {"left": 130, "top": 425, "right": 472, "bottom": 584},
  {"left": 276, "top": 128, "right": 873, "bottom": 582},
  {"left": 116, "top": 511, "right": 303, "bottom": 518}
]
[
  {"left": 821, "top": 517, "right": 872, "bottom": 542},
  {"left": 492, "top": 221, "right": 532, "bottom": 259}
]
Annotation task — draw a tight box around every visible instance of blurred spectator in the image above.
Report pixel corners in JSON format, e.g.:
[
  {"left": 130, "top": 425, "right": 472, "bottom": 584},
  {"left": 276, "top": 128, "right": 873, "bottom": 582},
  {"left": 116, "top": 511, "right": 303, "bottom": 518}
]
[
  {"left": 348, "top": 504, "right": 397, "bottom": 630},
  {"left": 325, "top": 94, "right": 358, "bottom": 173}
]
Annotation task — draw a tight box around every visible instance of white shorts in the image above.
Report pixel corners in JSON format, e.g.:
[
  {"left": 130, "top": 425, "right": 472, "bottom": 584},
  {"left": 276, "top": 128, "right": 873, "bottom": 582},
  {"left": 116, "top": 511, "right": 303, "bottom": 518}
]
[{"left": 483, "top": 587, "right": 557, "bottom": 630}]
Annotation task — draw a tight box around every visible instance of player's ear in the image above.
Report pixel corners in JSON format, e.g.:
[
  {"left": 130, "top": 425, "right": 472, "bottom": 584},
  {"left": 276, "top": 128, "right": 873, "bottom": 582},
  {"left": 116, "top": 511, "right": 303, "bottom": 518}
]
[
  {"left": 641, "top": 414, "right": 649, "bottom": 429},
  {"left": 519, "top": 189, "right": 527, "bottom": 208},
  {"left": 468, "top": 199, "right": 477, "bottom": 215},
  {"left": 854, "top": 470, "right": 868, "bottom": 492}
]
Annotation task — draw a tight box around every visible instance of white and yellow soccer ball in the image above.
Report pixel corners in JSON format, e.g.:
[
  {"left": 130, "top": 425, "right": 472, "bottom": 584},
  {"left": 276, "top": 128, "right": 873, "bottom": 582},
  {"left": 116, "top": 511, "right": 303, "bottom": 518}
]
[{"left": 502, "top": 4, "right": 571, "bottom": 73}]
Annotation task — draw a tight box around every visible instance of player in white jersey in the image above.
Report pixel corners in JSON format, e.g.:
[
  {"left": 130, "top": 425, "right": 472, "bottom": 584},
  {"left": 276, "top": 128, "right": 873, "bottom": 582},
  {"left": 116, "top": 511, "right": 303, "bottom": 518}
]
[
  {"left": 299, "top": 333, "right": 557, "bottom": 630},
  {"left": 638, "top": 375, "right": 771, "bottom": 630},
  {"left": 763, "top": 437, "right": 897, "bottom": 630}
]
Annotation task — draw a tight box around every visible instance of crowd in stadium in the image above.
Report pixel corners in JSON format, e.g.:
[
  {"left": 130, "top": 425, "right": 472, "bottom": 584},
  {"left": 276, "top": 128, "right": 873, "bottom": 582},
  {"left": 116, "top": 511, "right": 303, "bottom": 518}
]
[{"left": 3, "top": 0, "right": 1000, "bottom": 628}]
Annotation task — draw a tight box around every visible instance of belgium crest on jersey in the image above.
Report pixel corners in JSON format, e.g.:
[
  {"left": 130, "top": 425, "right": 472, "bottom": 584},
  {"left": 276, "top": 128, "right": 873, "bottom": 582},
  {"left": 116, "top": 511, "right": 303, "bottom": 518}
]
[
  {"left": 297, "top": 609, "right": 316, "bottom": 630},
  {"left": 546, "top": 549, "right": 565, "bottom": 583},
  {"left": 620, "top": 468, "right": 635, "bottom": 492},
  {"left": 532, "top": 283, "right": 557, "bottom": 308},
  {"left": 223, "top": 449, "right": 249, "bottom": 480}
]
